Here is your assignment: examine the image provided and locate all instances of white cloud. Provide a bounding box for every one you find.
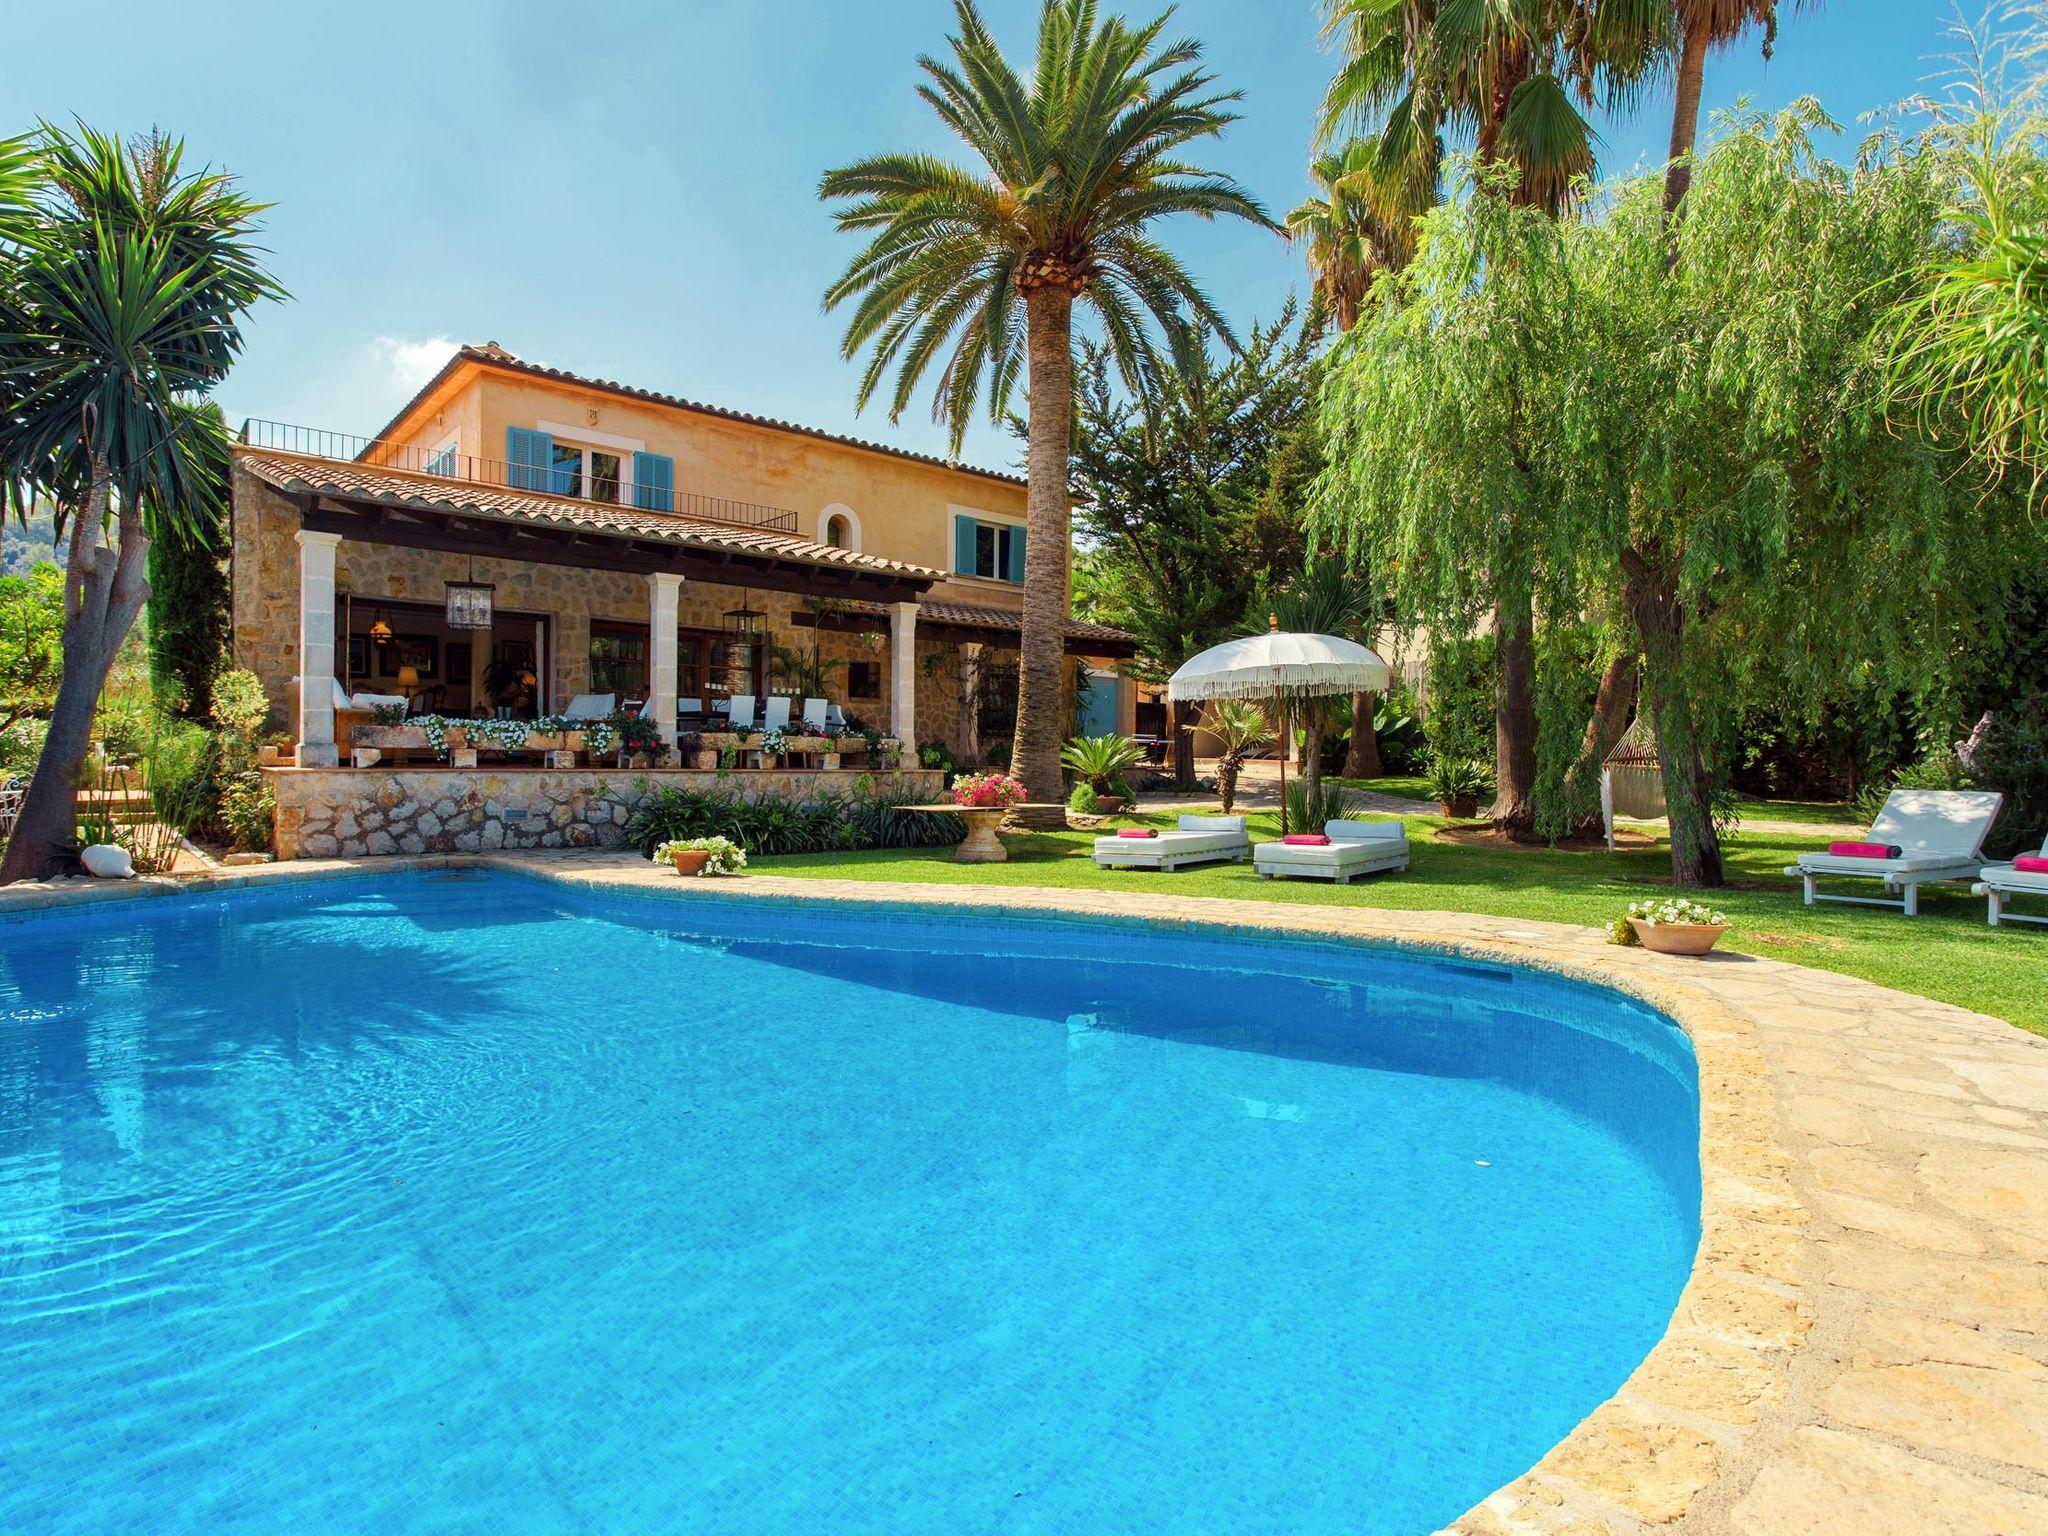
[370,334,462,394]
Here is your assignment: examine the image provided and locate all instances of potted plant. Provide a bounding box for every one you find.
[1425,755,1493,819]
[1059,733,1144,814]
[1614,896,1729,956]
[653,836,747,877]
[758,726,789,767]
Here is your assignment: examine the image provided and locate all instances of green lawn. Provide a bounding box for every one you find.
[1730,794,1857,828]
[749,809,2047,1035]
[1330,774,1434,801]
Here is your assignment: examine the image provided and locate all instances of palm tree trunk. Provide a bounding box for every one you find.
[1342,689,1382,777]
[1169,698,1196,792]
[1663,18,1711,218]
[2,465,153,883]
[1489,593,1539,831]
[1009,286,1076,828]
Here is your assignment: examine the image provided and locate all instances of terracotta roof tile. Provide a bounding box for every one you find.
[237,450,944,581]
[834,597,1135,649]
[370,343,1027,488]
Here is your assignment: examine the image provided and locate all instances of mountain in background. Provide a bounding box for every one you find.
[2,506,59,576]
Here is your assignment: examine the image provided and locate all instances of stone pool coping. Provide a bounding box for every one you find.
[6,851,2046,1534]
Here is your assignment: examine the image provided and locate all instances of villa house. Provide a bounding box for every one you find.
[229,343,1135,856]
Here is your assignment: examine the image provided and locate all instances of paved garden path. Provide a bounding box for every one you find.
[6,852,2045,1533]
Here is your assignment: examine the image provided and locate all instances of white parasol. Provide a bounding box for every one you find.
[1167,623,1391,835]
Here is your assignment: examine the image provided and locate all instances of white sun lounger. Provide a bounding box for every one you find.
[1785,789,2004,916]
[1093,814,1249,872]
[1254,818,1410,885]
[1973,836,2048,928]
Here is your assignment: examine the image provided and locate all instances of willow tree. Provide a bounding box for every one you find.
[819,0,1272,815]
[1320,106,2023,886]
[1315,0,1663,829]
[0,128,279,881]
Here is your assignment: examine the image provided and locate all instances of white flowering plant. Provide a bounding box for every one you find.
[1611,896,1728,944]
[652,836,747,876]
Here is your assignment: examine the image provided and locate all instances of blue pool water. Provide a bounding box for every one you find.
[0,873,1699,1535]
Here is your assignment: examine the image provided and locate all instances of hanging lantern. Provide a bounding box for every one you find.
[723,598,766,639]
[369,608,393,646]
[445,579,495,630]
[444,557,495,631]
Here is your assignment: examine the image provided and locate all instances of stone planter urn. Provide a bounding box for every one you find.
[451,749,479,769]
[822,752,842,771]
[1094,795,1127,815]
[670,848,712,876]
[1628,919,1727,956]
[694,749,719,770]
[1441,796,1479,819]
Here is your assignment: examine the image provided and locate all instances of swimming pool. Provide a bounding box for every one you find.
[0,872,1699,1534]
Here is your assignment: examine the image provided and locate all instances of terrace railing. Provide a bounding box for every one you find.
[238,418,800,534]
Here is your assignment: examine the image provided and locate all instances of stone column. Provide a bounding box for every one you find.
[294,529,343,767]
[889,601,919,750]
[646,571,682,748]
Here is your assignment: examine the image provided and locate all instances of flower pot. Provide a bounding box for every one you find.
[1442,796,1479,819]
[694,749,719,770]
[670,848,711,877]
[1094,795,1127,814]
[822,752,842,771]
[1628,919,1726,956]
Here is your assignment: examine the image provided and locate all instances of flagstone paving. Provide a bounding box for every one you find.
[5,850,2046,1534]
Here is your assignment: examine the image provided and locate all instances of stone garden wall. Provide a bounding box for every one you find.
[268,767,945,860]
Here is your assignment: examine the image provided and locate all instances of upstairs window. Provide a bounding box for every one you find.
[423,438,458,477]
[508,429,673,510]
[953,513,1024,584]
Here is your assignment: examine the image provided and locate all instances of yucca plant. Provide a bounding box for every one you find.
[1425,755,1495,817]
[820,0,1272,818]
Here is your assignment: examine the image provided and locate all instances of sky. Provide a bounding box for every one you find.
[9,0,1977,475]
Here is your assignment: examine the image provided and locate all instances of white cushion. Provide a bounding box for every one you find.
[1177,814,1248,835]
[1791,852,1984,877]
[1325,818,1406,843]
[349,690,408,711]
[761,697,792,731]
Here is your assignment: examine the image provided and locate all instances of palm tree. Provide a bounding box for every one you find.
[1663,3,1812,216]
[819,0,1274,818]
[1200,698,1272,813]
[1285,134,1430,332]
[0,127,280,882]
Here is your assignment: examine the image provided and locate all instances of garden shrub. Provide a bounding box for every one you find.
[1973,695,2048,857]
[218,772,275,853]
[624,776,964,857]
[917,739,959,774]
[1423,635,1494,764]
[0,718,48,776]
[1283,778,1357,832]
[1068,781,1100,814]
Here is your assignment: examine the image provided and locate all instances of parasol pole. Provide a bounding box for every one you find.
[1270,615,1287,837]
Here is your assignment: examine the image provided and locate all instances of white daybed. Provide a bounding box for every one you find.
[1253,818,1410,885]
[1093,814,1249,873]
[1784,788,2005,916]
[1973,836,2048,928]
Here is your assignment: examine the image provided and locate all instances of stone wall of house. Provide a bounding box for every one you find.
[268,767,946,860]
[230,461,986,754]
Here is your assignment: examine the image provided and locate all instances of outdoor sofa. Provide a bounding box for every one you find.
[1253,818,1410,885]
[1093,814,1249,872]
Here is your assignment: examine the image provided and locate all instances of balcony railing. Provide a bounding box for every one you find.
[238,418,801,534]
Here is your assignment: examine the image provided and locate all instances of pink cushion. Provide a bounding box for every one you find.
[1117,828,1158,839]
[1282,834,1332,846]
[1829,840,1902,859]
[2014,855,2048,874]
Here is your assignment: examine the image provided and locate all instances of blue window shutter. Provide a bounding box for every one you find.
[633,452,674,512]
[1004,524,1026,583]
[954,514,978,575]
[507,428,551,492]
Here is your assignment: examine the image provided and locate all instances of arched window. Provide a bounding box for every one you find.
[817,504,862,552]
